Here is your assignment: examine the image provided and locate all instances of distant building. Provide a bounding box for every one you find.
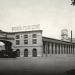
[0,29,75,57]
[61,29,69,41]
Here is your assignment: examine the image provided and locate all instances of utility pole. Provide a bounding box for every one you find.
[71,30,72,43]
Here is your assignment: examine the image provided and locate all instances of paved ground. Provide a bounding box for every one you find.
[0,55,75,75]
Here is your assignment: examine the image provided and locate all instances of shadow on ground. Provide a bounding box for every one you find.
[63,69,75,75]
[0,70,75,75]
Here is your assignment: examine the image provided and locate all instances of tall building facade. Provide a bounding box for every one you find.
[7,30,43,57]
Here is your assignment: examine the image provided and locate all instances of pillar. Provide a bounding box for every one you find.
[67,45,69,54]
[64,44,66,54]
[51,43,53,54]
[73,45,74,54]
[53,43,55,54]
[69,45,70,54]
[74,45,75,54]
[55,43,57,54]
[72,45,74,54]
[65,44,67,54]
[57,44,59,54]
[70,45,71,54]
[60,44,62,54]
[47,42,50,54]
[49,43,52,54]
[62,44,64,54]
[45,42,48,56]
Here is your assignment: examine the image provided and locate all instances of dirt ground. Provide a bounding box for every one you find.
[0,55,75,75]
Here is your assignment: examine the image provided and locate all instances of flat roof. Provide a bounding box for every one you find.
[42,36,75,45]
[4,30,42,34]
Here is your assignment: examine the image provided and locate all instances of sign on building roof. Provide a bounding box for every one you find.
[12,24,40,32]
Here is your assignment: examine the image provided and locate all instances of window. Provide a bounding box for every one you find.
[24,40,28,44]
[16,35,20,39]
[24,35,28,38]
[32,34,37,38]
[32,39,37,44]
[16,40,20,45]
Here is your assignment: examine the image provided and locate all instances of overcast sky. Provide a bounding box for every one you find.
[0,0,75,39]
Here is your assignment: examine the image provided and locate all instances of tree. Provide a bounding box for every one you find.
[71,0,75,5]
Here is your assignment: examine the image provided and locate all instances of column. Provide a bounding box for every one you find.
[55,43,57,54]
[49,43,52,54]
[53,43,55,54]
[43,42,45,55]
[46,42,48,56]
[67,45,69,54]
[57,44,59,54]
[65,44,67,54]
[70,45,71,54]
[60,44,62,54]
[61,44,63,54]
[45,42,47,56]
[72,45,74,54]
[64,44,66,54]
[62,44,64,54]
[73,45,74,54]
[58,44,60,54]
[48,42,50,54]
[51,43,53,54]
[69,45,70,54]
[74,45,75,54]
[71,45,72,54]
[71,45,73,54]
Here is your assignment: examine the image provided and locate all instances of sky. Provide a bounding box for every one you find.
[0,0,75,39]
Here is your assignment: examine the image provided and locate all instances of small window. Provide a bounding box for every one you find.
[32,34,37,38]
[32,39,37,44]
[24,40,28,44]
[16,35,20,39]
[24,35,28,38]
[16,40,20,45]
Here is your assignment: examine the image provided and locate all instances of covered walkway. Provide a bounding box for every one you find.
[43,37,75,56]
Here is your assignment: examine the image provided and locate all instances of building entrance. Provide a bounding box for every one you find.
[32,48,37,57]
[16,49,20,57]
[24,49,28,57]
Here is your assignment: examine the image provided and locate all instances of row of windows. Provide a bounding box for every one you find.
[16,48,37,57]
[16,39,37,45]
[16,34,37,39]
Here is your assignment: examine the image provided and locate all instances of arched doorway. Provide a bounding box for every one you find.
[0,40,12,51]
[24,49,28,57]
[16,49,20,57]
[32,48,37,57]
[0,42,5,50]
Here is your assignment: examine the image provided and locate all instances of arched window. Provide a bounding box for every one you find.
[32,48,37,57]
[16,49,20,57]
[24,49,28,57]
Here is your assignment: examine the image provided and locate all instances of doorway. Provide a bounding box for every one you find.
[24,49,28,57]
[16,49,20,57]
[32,48,37,57]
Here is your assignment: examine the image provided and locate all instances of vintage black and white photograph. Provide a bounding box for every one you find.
[0,0,75,75]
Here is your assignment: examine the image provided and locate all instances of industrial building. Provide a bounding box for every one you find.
[0,29,75,57]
